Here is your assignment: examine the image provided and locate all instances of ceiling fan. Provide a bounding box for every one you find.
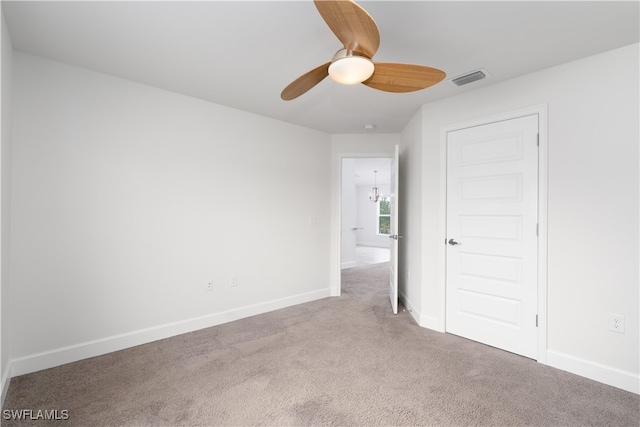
[281,0,446,101]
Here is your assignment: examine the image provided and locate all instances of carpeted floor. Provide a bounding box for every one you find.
[2,262,639,426]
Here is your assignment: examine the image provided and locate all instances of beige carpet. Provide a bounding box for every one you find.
[3,262,639,426]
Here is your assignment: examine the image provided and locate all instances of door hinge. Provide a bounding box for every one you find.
[536,315,538,327]
[537,133,540,146]
[536,223,539,236]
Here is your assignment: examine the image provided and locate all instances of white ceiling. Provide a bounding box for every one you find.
[353,157,391,186]
[3,1,639,134]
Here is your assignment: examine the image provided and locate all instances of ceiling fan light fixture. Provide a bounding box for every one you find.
[328,49,375,85]
[280,1,447,100]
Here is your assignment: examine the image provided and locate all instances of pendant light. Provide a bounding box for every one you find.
[369,170,381,202]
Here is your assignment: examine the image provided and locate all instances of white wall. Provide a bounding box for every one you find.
[414,43,639,392]
[9,53,332,375]
[0,10,14,404]
[355,184,391,247]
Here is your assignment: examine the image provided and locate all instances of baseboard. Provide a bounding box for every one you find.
[420,314,444,332]
[546,350,639,394]
[398,291,420,326]
[356,242,390,249]
[398,292,444,332]
[9,288,331,379]
[341,261,356,269]
[1,360,12,407]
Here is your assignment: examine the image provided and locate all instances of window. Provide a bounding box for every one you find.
[377,196,390,235]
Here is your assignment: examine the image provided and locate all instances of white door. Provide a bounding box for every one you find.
[389,145,400,314]
[446,115,539,359]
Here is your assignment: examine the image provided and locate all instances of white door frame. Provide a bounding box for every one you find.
[334,152,393,297]
[439,104,549,364]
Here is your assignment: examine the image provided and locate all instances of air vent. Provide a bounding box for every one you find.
[451,70,488,87]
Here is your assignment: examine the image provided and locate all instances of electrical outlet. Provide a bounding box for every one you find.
[608,314,625,333]
[206,281,213,292]
[230,274,238,287]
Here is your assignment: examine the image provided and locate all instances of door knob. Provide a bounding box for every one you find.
[448,238,461,246]
[389,234,403,240]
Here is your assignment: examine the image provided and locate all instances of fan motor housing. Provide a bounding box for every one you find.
[328,49,375,85]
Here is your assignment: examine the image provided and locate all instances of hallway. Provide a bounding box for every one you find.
[355,245,390,267]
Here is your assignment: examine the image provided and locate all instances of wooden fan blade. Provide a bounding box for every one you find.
[281,62,331,101]
[363,63,446,93]
[314,0,380,59]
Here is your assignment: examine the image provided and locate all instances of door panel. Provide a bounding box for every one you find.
[459,174,522,201]
[446,115,538,359]
[458,290,521,326]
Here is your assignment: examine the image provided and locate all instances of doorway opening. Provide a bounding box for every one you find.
[340,156,392,289]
